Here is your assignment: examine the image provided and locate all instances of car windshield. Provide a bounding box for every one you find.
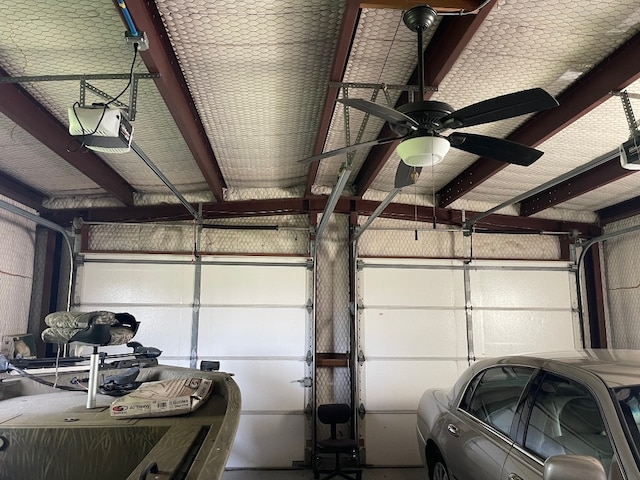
[614,386,640,461]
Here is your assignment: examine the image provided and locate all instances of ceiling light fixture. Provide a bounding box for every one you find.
[396,134,451,167]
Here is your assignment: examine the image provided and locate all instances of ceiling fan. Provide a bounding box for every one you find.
[300,4,559,188]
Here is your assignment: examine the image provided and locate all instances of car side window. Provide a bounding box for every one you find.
[524,373,613,471]
[460,366,534,436]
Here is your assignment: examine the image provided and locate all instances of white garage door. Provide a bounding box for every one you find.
[75,253,310,468]
[359,258,577,466]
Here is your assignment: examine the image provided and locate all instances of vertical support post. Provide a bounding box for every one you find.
[463,259,475,364]
[86,346,100,409]
[348,213,359,444]
[310,231,319,469]
[190,206,203,369]
[583,244,607,347]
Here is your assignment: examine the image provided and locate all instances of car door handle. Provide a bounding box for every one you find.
[447,424,459,437]
[508,474,523,480]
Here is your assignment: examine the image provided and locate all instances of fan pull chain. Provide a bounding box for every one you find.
[414,181,419,241]
[431,161,436,229]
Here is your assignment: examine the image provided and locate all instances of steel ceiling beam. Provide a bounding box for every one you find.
[305,0,361,195]
[439,29,640,207]
[597,195,640,225]
[45,196,600,238]
[353,1,497,196]
[0,66,135,206]
[0,172,47,211]
[361,0,485,12]
[518,156,634,216]
[120,0,226,202]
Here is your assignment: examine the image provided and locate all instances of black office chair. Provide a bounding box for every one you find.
[314,403,362,480]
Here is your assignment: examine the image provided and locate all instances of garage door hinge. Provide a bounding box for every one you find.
[306,258,314,270]
[357,350,366,365]
[296,377,313,388]
[306,299,313,313]
[358,403,366,419]
[306,350,313,365]
[356,259,364,271]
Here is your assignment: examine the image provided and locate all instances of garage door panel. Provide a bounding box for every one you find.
[473,309,577,357]
[227,414,306,468]
[78,262,195,305]
[364,413,421,466]
[198,307,306,357]
[76,255,310,470]
[361,266,464,307]
[363,309,467,358]
[470,266,572,309]
[363,360,464,411]
[200,263,307,305]
[214,359,306,412]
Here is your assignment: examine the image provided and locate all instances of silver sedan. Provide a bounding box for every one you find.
[416,350,640,480]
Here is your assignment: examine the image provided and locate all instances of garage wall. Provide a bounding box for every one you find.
[74,253,311,469]
[0,196,37,341]
[602,214,640,348]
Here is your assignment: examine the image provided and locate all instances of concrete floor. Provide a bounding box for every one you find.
[222,467,425,479]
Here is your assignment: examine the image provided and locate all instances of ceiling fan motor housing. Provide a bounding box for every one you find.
[392,100,454,136]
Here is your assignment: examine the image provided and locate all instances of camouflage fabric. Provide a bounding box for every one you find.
[44,311,117,329]
[41,311,138,346]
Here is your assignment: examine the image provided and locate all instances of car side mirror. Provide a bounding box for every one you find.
[544,455,606,480]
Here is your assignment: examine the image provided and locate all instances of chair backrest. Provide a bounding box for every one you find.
[318,403,352,439]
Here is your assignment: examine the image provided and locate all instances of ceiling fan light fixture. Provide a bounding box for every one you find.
[397,135,450,167]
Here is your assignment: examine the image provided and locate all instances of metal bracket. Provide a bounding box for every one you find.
[358,403,366,419]
[305,350,313,365]
[306,299,314,313]
[0,73,158,122]
[297,377,313,388]
[329,81,437,92]
[614,90,640,138]
[357,350,366,365]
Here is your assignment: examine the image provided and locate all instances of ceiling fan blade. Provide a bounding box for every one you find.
[448,132,544,166]
[338,98,419,130]
[394,161,422,188]
[441,88,559,129]
[298,136,403,164]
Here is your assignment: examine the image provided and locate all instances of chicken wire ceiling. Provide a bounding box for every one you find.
[1,0,640,232]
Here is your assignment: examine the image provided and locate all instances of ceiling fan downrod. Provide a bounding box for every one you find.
[402,5,438,100]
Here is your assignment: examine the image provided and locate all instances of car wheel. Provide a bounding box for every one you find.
[429,452,449,480]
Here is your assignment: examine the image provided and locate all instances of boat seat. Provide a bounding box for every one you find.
[41,311,139,347]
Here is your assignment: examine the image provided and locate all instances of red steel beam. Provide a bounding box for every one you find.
[0,172,47,211]
[519,157,634,216]
[121,0,226,201]
[45,195,600,239]
[305,0,361,195]
[0,67,135,206]
[354,1,497,195]
[597,194,640,225]
[439,29,640,207]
